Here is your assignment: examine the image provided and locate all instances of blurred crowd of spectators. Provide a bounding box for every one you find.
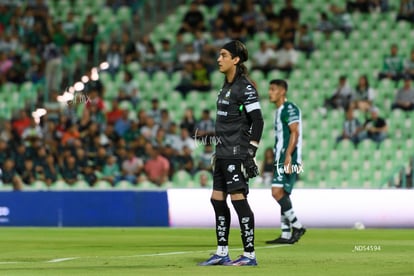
[1,0,412,191]
[0,87,217,190]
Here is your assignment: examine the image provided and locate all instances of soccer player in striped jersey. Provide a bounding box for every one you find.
[266,79,306,244]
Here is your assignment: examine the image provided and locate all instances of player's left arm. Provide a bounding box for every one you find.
[247,109,264,146]
[241,84,264,178]
[243,84,264,146]
[285,121,299,174]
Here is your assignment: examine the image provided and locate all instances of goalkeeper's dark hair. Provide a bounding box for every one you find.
[222,40,249,78]
[269,79,288,92]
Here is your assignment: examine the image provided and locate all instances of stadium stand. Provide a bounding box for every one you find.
[0,0,413,191]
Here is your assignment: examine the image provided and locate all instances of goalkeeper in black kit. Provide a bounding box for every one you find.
[198,40,264,267]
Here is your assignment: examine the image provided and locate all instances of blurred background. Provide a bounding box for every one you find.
[0,0,413,192]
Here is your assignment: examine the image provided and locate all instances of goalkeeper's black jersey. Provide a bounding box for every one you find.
[215,74,261,159]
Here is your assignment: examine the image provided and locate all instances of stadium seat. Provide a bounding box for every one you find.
[267,69,284,81]
[165,14,180,32]
[119,100,133,111]
[167,91,183,105]
[25,181,48,191]
[116,6,132,24]
[126,61,141,74]
[210,70,223,89]
[73,180,91,190]
[1,82,17,94]
[0,183,13,191]
[348,169,365,188]
[373,169,386,185]
[116,180,134,190]
[170,71,181,87]
[322,170,341,188]
[336,138,354,151]
[137,180,154,189]
[250,70,265,83]
[94,180,113,190]
[172,170,194,188]
[50,180,71,190]
[175,4,189,20]
[97,6,114,25]
[193,170,213,188]
[0,101,12,120]
[405,138,414,153]
[358,139,378,156]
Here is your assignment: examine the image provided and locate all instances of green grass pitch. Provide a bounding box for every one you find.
[0,228,413,276]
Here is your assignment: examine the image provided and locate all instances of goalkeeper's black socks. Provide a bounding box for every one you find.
[232,199,255,253]
[211,199,230,247]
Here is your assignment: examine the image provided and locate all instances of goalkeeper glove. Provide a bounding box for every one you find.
[242,143,259,179]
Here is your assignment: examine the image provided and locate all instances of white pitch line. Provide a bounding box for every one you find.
[114,244,291,258]
[47,257,79,263]
[0,244,291,265]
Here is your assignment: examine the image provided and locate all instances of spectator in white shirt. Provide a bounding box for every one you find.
[175,126,196,154]
[391,77,414,111]
[22,118,43,147]
[251,40,276,77]
[178,43,200,64]
[351,75,375,112]
[274,41,298,78]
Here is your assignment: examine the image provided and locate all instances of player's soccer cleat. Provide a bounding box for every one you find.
[289,227,306,244]
[224,255,257,266]
[198,254,231,266]
[265,236,292,244]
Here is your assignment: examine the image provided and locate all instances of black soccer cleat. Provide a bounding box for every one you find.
[266,236,292,244]
[289,227,306,244]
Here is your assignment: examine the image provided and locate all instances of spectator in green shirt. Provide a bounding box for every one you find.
[378,44,405,84]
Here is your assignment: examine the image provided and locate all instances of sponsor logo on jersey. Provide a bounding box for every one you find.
[245,90,257,101]
[225,90,231,98]
[227,164,235,173]
[217,110,228,116]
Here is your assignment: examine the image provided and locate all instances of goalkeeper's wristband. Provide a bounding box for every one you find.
[247,142,258,157]
[249,141,259,147]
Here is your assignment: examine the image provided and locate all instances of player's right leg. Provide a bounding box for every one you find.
[199,160,232,266]
[225,160,257,266]
[266,208,291,244]
[267,172,306,244]
[199,193,232,266]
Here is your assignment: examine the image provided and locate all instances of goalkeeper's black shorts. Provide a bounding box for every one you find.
[212,158,249,195]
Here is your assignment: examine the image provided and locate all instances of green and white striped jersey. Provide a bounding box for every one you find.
[274,101,302,165]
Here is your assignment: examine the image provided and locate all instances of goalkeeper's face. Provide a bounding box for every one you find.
[217,49,237,73]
